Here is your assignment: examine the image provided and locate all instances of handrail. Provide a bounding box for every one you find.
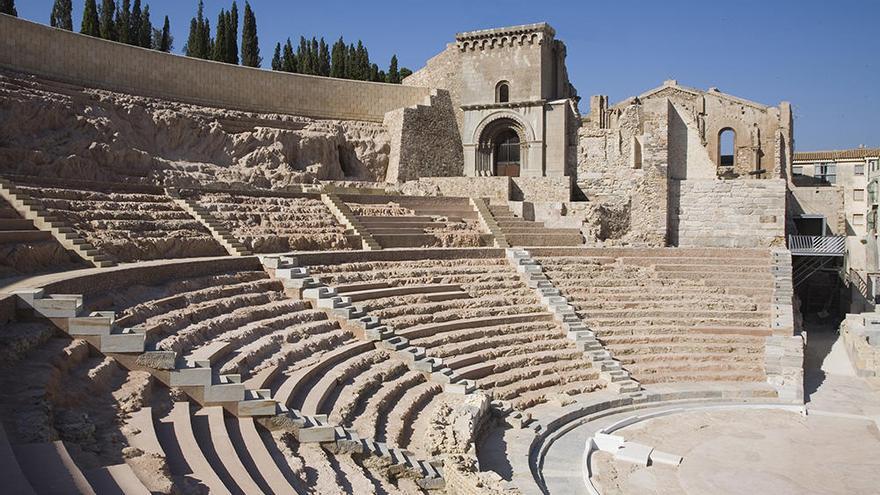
[849,268,870,300]
[787,235,845,256]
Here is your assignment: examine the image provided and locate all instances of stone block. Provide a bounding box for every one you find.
[649,450,682,466]
[614,442,654,466]
[68,315,113,336]
[203,382,245,403]
[593,432,624,452]
[100,333,145,353]
[297,424,337,443]
[136,350,176,370]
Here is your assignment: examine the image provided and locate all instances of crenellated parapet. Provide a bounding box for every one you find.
[455,22,555,51]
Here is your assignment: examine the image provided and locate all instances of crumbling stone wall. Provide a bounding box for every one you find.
[669,178,786,247]
[577,97,668,245]
[383,90,463,182]
[0,70,390,187]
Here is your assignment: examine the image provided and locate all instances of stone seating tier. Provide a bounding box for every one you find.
[15,185,225,262]
[533,250,773,385]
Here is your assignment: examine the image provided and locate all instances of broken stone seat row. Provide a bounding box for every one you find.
[262,255,538,429]
[9,289,445,490]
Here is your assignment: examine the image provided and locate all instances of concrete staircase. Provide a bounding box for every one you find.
[505,248,640,393]
[490,203,584,247]
[171,196,252,256]
[0,178,115,267]
[321,193,381,250]
[470,197,509,248]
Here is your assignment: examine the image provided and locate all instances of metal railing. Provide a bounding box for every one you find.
[849,268,870,300]
[788,235,846,256]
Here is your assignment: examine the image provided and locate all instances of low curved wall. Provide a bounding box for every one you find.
[0,15,432,122]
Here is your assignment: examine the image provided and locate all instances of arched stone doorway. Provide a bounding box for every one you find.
[476,117,526,177]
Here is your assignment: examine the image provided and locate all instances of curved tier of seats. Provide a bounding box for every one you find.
[14,183,225,261]
[304,254,605,411]
[532,248,773,385]
[191,191,358,253]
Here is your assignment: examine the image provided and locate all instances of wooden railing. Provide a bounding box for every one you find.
[788,235,846,256]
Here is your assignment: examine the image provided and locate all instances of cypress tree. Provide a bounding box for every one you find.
[241,1,260,67]
[185,18,200,56]
[345,43,356,79]
[318,38,331,76]
[130,0,141,45]
[213,9,228,62]
[271,42,282,71]
[330,37,346,79]
[228,1,239,64]
[157,15,172,51]
[296,37,311,74]
[186,0,213,59]
[399,67,413,80]
[310,38,320,75]
[81,0,99,36]
[282,38,296,72]
[387,55,400,83]
[50,0,73,30]
[201,18,212,59]
[356,41,370,81]
[0,0,16,16]
[369,63,380,82]
[138,4,152,48]
[116,0,130,44]
[99,0,116,40]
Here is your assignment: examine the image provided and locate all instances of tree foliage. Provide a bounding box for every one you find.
[0,0,16,17]
[241,1,260,67]
[50,0,73,30]
[269,33,409,83]
[80,0,100,36]
[99,0,116,41]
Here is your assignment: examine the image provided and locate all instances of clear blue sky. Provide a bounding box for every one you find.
[14,0,879,151]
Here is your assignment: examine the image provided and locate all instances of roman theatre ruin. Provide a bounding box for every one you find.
[1,14,878,495]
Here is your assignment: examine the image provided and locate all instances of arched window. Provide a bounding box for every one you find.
[496,81,510,103]
[719,128,735,167]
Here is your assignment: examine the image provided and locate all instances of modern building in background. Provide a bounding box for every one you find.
[791,147,880,311]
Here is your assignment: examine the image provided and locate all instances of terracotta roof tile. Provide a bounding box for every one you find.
[794,148,880,161]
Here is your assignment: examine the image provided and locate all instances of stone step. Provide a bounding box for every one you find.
[0,230,52,243]
[13,441,97,495]
[84,463,150,495]
[0,218,33,230]
[505,233,584,247]
[398,313,554,340]
[342,283,462,302]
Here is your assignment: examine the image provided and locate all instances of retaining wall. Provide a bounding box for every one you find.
[0,14,431,122]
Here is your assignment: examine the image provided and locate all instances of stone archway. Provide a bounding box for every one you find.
[475,116,529,176]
